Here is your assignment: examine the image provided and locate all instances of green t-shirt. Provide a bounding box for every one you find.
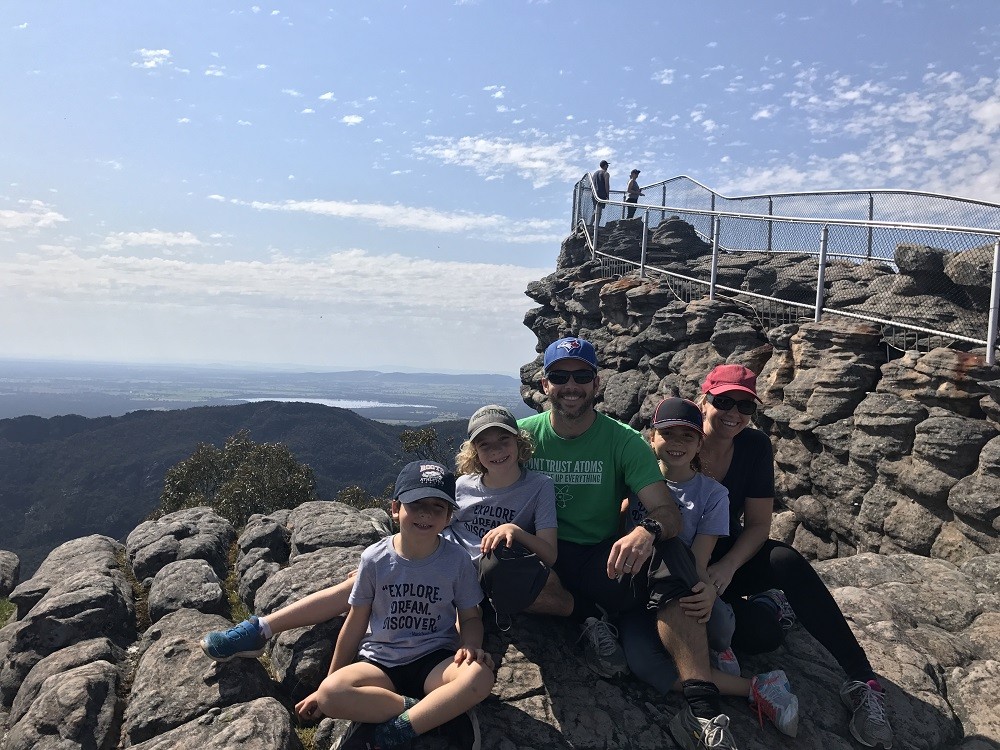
[518,410,664,545]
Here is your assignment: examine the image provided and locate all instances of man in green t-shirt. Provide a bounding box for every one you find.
[519,337,738,750]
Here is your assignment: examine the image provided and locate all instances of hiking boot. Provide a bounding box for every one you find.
[577,610,629,678]
[841,679,893,749]
[749,670,799,737]
[749,588,796,631]
[711,647,741,676]
[668,704,739,749]
[334,721,401,750]
[200,615,267,662]
[437,709,481,750]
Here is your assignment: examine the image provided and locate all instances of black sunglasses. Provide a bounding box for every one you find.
[545,369,596,385]
[706,393,758,415]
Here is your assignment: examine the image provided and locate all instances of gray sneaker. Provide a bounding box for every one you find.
[749,589,796,631]
[840,679,893,749]
[577,611,629,678]
[668,704,739,749]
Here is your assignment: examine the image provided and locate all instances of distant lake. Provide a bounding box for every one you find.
[237,397,435,410]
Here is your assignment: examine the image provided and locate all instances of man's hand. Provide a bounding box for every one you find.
[679,581,716,624]
[607,526,654,578]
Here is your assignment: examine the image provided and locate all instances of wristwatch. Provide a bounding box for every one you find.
[639,517,662,542]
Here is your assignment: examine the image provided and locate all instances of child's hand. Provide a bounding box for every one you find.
[480,524,520,555]
[679,581,716,623]
[455,647,495,669]
[295,693,323,721]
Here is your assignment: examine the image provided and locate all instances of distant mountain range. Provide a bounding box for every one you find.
[0,359,533,422]
[0,401,468,578]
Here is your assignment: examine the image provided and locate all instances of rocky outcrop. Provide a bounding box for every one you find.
[2,505,998,749]
[524,222,1000,565]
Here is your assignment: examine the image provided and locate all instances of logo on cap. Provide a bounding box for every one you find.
[418,463,445,484]
[557,339,583,355]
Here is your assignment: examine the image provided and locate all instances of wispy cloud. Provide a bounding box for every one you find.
[232,196,562,242]
[414,133,584,188]
[652,69,675,85]
[102,230,202,253]
[132,49,171,69]
[341,115,364,125]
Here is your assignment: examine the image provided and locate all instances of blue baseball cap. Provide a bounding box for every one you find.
[543,337,599,372]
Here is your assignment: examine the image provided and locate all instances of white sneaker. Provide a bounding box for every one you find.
[749,669,799,737]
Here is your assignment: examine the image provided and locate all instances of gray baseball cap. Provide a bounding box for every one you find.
[467,404,518,441]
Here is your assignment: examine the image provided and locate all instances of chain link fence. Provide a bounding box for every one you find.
[575,174,1000,361]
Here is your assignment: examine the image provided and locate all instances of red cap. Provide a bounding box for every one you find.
[701,364,761,402]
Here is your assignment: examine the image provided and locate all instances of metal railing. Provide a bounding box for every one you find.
[571,173,1000,364]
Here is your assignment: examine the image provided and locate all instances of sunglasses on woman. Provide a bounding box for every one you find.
[545,369,596,385]
[706,393,758,415]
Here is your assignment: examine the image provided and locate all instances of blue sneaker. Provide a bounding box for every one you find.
[200,615,267,662]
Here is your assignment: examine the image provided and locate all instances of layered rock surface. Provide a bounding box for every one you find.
[1,504,998,749]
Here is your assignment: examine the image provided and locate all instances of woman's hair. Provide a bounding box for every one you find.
[646,426,703,474]
[455,429,535,476]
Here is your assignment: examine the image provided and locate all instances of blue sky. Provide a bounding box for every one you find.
[2,1,998,374]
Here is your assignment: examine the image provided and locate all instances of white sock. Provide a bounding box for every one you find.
[258,616,273,639]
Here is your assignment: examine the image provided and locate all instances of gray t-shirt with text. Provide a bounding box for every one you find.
[442,469,558,560]
[349,535,483,667]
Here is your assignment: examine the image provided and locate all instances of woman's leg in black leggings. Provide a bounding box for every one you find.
[726,539,875,681]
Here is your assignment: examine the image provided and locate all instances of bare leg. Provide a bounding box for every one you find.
[407,658,494,734]
[299,662,403,723]
[656,600,713,682]
[265,577,354,634]
[524,570,574,617]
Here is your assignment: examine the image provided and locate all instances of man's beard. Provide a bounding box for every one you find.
[550,388,594,421]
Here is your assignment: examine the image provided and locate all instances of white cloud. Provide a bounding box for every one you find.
[282,88,302,97]
[414,133,585,188]
[0,201,67,231]
[0,247,545,371]
[237,197,562,242]
[751,107,775,120]
[319,91,335,100]
[132,49,171,69]
[341,115,364,125]
[301,108,314,114]
[102,230,202,253]
[204,65,225,77]
[177,117,191,124]
[652,69,674,85]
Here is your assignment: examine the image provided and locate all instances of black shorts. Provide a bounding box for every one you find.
[361,648,454,698]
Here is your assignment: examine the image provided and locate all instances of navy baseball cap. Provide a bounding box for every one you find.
[543,337,599,372]
[393,460,457,508]
[651,398,704,435]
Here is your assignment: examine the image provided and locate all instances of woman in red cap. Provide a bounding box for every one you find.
[697,364,893,750]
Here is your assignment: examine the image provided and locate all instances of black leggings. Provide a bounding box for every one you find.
[712,538,874,682]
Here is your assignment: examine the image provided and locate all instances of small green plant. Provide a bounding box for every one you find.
[0,597,14,627]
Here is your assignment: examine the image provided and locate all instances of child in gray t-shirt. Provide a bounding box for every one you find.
[295,460,494,750]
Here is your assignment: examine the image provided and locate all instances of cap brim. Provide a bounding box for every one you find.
[396,488,458,508]
[545,356,598,371]
[706,384,762,402]
[469,423,518,441]
[650,418,704,435]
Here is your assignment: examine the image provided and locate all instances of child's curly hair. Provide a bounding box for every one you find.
[455,429,535,476]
